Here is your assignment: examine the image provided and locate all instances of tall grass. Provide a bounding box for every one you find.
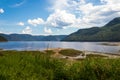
[0,50,120,80]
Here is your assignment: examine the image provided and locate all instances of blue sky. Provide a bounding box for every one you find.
[0,0,120,35]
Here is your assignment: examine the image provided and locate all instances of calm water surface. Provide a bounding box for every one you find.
[0,41,120,53]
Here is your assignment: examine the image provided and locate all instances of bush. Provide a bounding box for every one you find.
[59,49,84,57]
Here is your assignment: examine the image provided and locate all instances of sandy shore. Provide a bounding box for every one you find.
[100,42,120,46]
[84,51,120,59]
[46,48,120,60]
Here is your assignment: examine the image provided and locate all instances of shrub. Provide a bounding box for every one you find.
[59,49,84,57]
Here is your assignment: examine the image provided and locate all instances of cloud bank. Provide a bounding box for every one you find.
[19,0,120,35]
[46,9,76,28]
[47,0,120,28]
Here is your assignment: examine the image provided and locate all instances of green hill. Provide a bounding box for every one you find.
[62,17,120,41]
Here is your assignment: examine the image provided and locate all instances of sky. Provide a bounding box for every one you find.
[0,0,120,35]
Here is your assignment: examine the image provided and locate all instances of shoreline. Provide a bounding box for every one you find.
[100,42,120,46]
[1,48,120,59]
[45,48,120,59]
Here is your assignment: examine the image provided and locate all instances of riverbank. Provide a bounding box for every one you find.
[46,48,120,60]
[100,42,120,46]
[1,48,120,59]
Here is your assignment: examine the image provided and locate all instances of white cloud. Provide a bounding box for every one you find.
[22,26,32,34]
[46,9,76,28]
[101,0,119,4]
[49,0,69,11]
[77,0,120,27]
[47,0,120,28]
[28,18,44,26]
[44,27,52,34]
[0,8,4,14]
[17,0,120,33]
[17,22,24,26]
[11,0,26,7]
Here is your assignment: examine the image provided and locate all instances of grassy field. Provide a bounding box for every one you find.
[0,50,120,80]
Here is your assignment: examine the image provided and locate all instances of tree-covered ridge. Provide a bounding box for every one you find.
[0,35,7,42]
[62,17,120,41]
[0,34,66,41]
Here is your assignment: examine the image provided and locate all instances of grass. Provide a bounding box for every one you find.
[86,54,107,58]
[59,49,84,57]
[0,50,120,80]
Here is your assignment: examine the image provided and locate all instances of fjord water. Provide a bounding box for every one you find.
[0,41,120,53]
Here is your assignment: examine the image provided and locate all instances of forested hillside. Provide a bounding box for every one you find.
[0,36,7,42]
[62,17,120,41]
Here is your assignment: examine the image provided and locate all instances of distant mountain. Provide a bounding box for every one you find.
[0,34,67,41]
[0,35,7,42]
[41,35,67,41]
[62,17,120,42]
